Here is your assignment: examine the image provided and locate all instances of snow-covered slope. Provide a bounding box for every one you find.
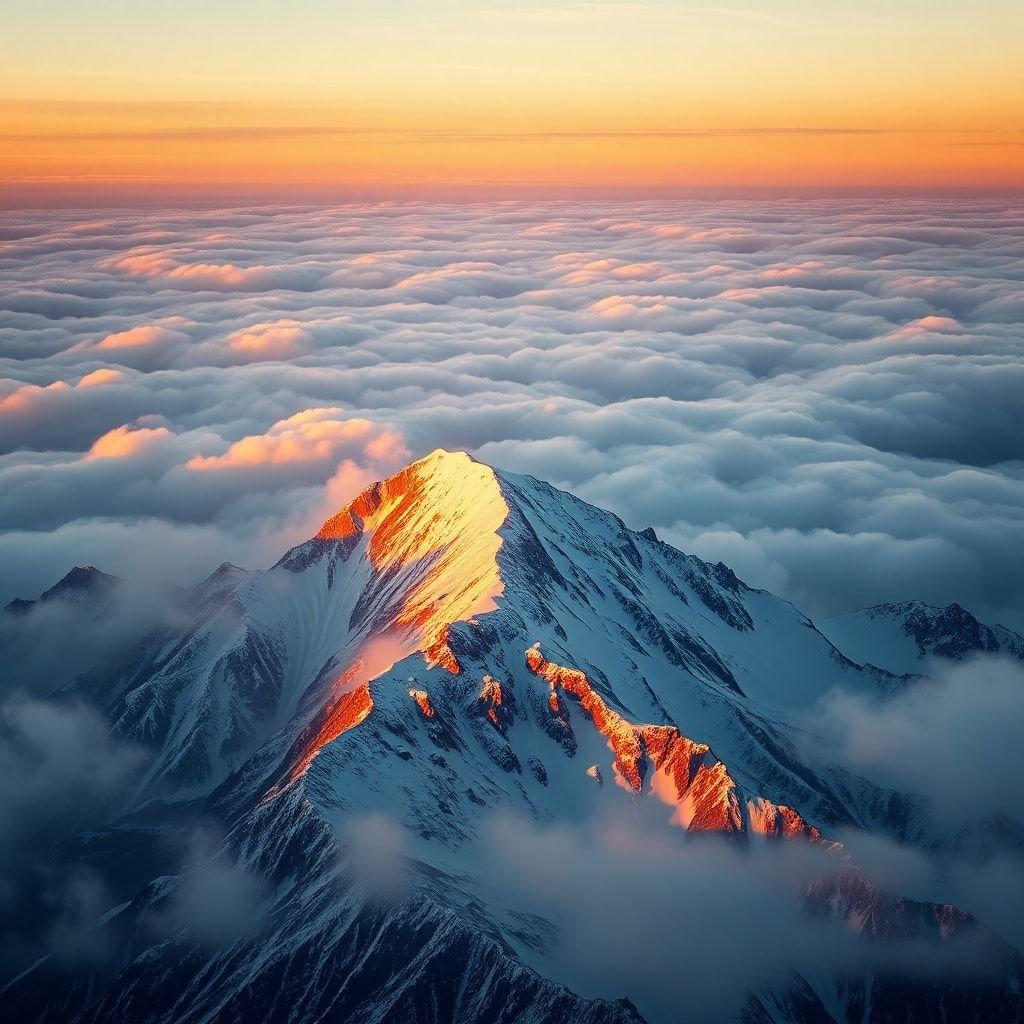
[819,600,1024,676]
[3,450,1021,1024]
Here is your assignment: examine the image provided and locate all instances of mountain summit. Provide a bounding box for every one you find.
[3,450,1021,1024]
[4,563,120,614]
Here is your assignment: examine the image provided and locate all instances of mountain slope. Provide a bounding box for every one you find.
[2,450,1021,1024]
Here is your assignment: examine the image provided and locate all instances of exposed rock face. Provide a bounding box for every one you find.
[525,643,830,843]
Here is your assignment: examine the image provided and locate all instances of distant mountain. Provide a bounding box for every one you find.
[0,565,151,692]
[3,564,120,615]
[1,451,1020,1024]
[820,600,1024,675]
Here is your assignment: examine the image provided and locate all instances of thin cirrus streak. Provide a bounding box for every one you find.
[0,126,998,142]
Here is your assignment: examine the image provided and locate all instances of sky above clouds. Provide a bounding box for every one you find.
[1,198,1023,631]
[1,1,1022,197]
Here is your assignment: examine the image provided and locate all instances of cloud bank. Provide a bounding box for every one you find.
[813,656,1024,825]
[482,811,995,1024]
[0,199,1022,628]
[0,694,147,978]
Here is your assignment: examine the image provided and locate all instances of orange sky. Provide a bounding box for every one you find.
[2,1,1022,201]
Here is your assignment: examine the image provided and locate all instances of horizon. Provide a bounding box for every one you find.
[6,184,1024,211]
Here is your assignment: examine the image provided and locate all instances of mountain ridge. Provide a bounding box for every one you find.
[2,449,1022,1024]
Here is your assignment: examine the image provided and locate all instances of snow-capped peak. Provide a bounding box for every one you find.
[6,450,1023,1024]
[309,447,507,659]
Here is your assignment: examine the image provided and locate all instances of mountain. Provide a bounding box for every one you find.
[820,601,1024,676]
[3,564,120,615]
[1,450,1021,1024]
[0,564,164,692]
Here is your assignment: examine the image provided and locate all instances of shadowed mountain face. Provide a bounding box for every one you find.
[1,451,1021,1024]
[820,601,1024,676]
[4,565,120,615]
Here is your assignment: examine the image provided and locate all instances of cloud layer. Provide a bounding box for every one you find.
[482,811,995,1024]
[1,199,1022,628]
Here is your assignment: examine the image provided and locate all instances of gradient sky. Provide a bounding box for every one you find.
[1,0,1023,198]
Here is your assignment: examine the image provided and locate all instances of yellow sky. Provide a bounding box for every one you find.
[2,1,1022,198]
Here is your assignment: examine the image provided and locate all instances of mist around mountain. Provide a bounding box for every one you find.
[1,450,1022,1024]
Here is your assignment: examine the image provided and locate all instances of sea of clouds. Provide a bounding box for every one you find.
[1,198,1022,629]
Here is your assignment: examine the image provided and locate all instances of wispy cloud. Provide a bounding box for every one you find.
[2,124,998,145]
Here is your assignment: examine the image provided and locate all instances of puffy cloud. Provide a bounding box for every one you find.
[96,323,181,351]
[102,248,324,292]
[84,318,195,370]
[225,319,311,360]
[86,423,174,460]
[0,366,148,453]
[0,199,1021,632]
[184,408,409,489]
[0,409,408,549]
[77,368,127,387]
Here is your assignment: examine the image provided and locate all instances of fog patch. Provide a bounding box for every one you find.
[337,812,411,905]
[0,578,190,693]
[0,695,146,981]
[809,656,1024,826]
[0,696,146,876]
[162,829,270,948]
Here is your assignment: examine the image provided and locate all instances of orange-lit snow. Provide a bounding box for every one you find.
[276,450,508,788]
[318,450,507,656]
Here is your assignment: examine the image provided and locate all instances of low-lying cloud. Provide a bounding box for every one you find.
[0,696,146,871]
[0,199,1022,631]
[162,829,270,948]
[811,656,1024,826]
[481,812,997,1024]
[0,694,147,980]
[0,578,189,692]
[804,656,1024,958]
[337,812,411,905]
